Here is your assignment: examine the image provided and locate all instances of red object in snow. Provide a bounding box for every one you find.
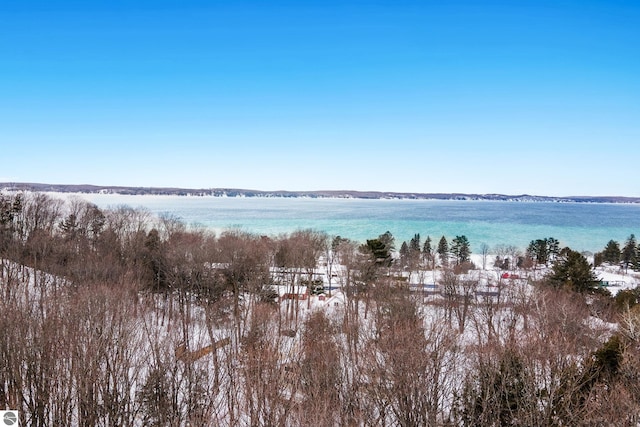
[501,273,510,279]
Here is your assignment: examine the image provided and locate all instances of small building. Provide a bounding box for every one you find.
[281,291,308,301]
[475,290,500,301]
[276,285,309,302]
[409,283,440,296]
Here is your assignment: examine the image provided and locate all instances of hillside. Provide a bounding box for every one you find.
[2,191,640,425]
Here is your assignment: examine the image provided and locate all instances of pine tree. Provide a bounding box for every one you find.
[622,234,637,272]
[409,233,421,253]
[601,240,621,265]
[437,236,449,266]
[526,237,560,265]
[527,239,549,265]
[399,241,410,266]
[365,236,393,267]
[547,237,560,261]
[549,248,599,293]
[408,233,421,266]
[451,235,471,265]
[423,236,433,268]
[378,231,395,255]
[59,213,82,243]
[359,235,394,284]
[633,242,640,272]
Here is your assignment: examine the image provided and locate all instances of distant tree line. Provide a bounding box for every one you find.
[594,234,640,272]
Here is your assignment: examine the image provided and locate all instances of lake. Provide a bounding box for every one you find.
[76,194,640,253]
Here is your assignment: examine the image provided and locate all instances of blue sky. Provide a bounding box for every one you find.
[1,0,639,196]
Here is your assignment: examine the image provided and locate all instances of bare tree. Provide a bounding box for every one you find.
[439,269,459,327]
[480,242,490,270]
[297,311,341,426]
[217,230,271,341]
[241,304,300,426]
[363,291,457,426]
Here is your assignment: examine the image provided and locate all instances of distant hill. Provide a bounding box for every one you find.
[1,182,639,203]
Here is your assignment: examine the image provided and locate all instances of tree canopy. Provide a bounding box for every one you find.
[437,236,449,266]
[548,248,600,293]
[451,235,471,265]
[622,234,638,272]
[526,237,560,265]
[602,240,621,265]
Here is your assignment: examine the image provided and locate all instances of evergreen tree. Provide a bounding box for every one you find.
[359,234,394,283]
[622,234,638,272]
[548,248,600,293]
[423,236,433,268]
[59,213,79,240]
[399,241,410,266]
[601,240,621,265]
[527,239,549,265]
[331,235,347,252]
[407,233,421,266]
[409,233,421,253]
[460,350,531,427]
[422,236,431,255]
[365,235,393,268]
[547,237,560,261]
[437,236,449,266]
[0,194,24,245]
[633,242,640,271]
[526,237,560,265]
[451,235,471,265]
[378,230,396,253]
[144,228,167,291]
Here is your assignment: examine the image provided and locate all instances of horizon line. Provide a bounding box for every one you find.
[2,182,640,203]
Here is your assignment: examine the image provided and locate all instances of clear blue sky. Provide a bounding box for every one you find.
[1,0,639,196]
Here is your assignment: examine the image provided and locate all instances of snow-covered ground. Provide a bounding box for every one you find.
[3,251,640,426]
[594,265,640,295]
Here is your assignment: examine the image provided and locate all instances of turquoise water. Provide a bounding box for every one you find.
[79,194,640,253]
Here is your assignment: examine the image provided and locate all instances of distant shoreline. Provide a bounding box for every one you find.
[2,182,639,204]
